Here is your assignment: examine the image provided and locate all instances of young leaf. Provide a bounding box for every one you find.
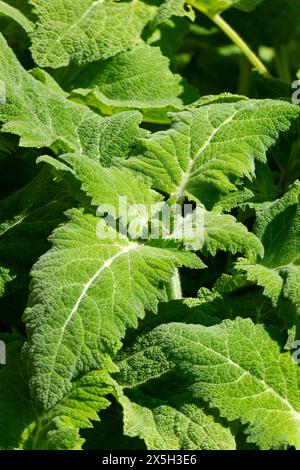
[30,0,155,68]
[49,152,163,217]
[45,153,263,258]
[188,0,264,16]
[236,182,300,324]
[0,0,33,33]
[171,206,263,256]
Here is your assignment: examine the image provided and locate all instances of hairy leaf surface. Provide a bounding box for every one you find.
[30,0,155,68]
[118,317,300,449]
[0,339,113,450]
[69,45,198,120]
[236,182,300,327]
[24,208,201,408]
[126,100,299,208]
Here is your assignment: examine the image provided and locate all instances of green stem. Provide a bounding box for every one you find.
[31,418,42,450]
[190,2,271,77]
[167,268,182,300]
[237,56,251,95]
[275,45,291,83]
[211,14,270,77]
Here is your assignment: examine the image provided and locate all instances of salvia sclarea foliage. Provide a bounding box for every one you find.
[0,0,300,451]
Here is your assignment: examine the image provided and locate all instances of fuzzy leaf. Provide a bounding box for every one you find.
[0,33,144,157]
[126,100,299,208]
[153,0,195,28]
[236,182,300,324]
[0,169,72,325]
[171,206,263,256]
[69,45,198,121]
[53,152,163,218]
[24,207,201,409]
[118,387,236,450]
[30,0,155,68]
[119,318,300,449]
[0,339,113,450]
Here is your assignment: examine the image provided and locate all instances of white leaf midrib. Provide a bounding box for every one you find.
[171,329,300,423]
[44,241,140,403]
[174,110,240,203]
[51,0,105,49]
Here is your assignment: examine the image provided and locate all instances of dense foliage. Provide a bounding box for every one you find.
[0,0,300,450]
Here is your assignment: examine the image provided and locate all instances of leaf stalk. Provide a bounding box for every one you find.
[166,268,183,300]
[189,2,271,78]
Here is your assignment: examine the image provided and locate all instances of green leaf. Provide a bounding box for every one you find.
[24,206,201,409]
[0,0,33,33]
[241,161,279,209]
[153,0,195,28]
[236,259,284,305]
[114,306,234,450]
[0,33,144,157]
[0,32,96,151]
[122,318,300,449]
[254,182,300,269]
[0,339,113,450]
[186,209,263,256]
[126,99,299,208]
[45,153,262,258]
[51,152,163,219]
[69,45,199,121]
[30,0,156,68]
[0,169,72,325]
[76,111,146,164]
[0,0,300,453]
[171,206,263,256]
[195,274,281,326]
[236,182,300,324]
[118,386,236,450]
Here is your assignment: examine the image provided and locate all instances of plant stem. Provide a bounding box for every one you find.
[275,45,291,83]
[210,14,271,77]
[167,268,182,300]
[237,56,251,95]
[166,3,271,301]
[190,2,271,77]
